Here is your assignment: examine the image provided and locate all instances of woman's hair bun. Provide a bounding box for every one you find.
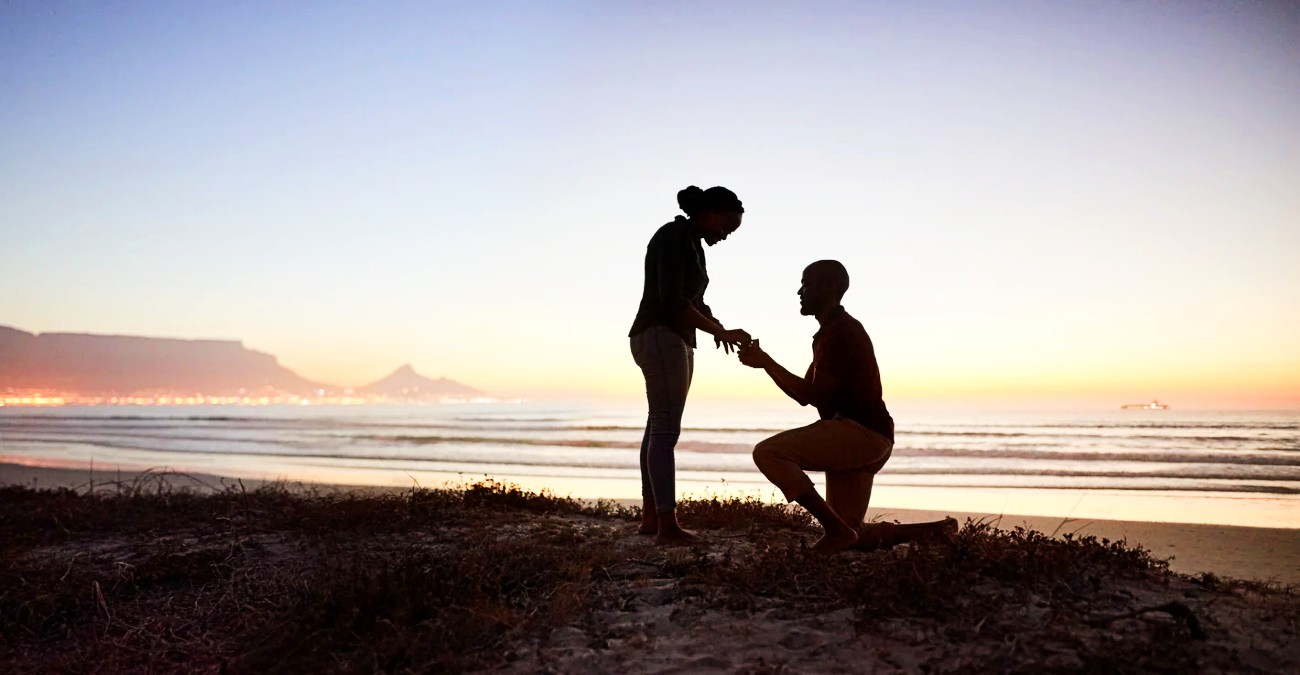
[677,186,706,217]
[677,185,743,217]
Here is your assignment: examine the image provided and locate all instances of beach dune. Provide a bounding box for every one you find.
[1,471,1296,672]
[2,461,1297,586]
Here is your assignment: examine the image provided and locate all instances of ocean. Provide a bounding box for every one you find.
[2,401,1297,528]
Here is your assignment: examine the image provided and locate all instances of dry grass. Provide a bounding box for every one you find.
[1,478,1294,673]
[0,478,632,673]
[665,518,1170,616]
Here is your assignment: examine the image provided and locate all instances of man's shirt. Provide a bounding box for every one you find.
[628,216,713,348]
[804,306,894,441]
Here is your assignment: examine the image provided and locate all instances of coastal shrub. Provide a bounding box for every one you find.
[0,478,548,548]
[460,477,635,519]
[2,479,1289,674]
[0,531,245,658]
[674,494,814,532]
[663,517,1170,621]
[1,480,626,672]
[0,483,234,546]
[234,526,619,672]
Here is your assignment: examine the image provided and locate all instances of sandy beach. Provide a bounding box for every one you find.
[3,461,1297,586]
[871,507,1300,588]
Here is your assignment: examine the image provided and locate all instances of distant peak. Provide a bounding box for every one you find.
[357,363,481,397]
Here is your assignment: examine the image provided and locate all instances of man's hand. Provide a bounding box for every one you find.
[714,328,751,354]
[737,340,774,369]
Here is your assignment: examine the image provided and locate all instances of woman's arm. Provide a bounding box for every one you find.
[650,229,748,350]
[679,306,749,352]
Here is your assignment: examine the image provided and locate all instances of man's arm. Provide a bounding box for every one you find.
[738,341,841,407]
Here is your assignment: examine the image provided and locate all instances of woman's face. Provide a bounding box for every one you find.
[700,211,742,246]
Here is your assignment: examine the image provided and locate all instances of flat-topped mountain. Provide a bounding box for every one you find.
[359,364,483,398]
[0,326,481,398]
[0,325,328,395]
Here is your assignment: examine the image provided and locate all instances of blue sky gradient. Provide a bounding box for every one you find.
[2,2,1297,406]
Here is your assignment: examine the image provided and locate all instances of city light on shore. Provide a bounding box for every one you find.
[0,390,504,407]
[0,395,66,407]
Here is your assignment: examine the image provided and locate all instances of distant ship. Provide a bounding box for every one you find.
[1121,400,1170,410]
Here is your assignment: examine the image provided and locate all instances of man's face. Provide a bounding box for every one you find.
[800,262,847,316]
[798,268,822,316]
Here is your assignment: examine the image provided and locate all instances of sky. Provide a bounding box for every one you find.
[2,1,1298,409]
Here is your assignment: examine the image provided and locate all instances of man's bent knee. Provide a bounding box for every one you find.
[751,436,786,468]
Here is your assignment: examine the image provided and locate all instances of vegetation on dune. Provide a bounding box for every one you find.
[0,478,631,672]
[0,478,1293,673]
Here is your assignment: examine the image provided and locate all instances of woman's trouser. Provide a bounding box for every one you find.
[630,326,693,514]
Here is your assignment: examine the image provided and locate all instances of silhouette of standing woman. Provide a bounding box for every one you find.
[629,186,750,544]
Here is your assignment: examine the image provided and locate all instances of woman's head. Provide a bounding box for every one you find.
[677,185,744,246]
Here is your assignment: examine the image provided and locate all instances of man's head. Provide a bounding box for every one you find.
[798,260,850,316]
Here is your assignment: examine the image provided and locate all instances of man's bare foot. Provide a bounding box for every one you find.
[855,518,958,551]
[853,522,898,552]
[812,525,858,555]
[906,517,959,545]
[930,517,959,541]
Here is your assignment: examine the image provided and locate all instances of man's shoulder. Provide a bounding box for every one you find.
[825,310,868,338]
[841,312,870,337]
[820,311,874,355]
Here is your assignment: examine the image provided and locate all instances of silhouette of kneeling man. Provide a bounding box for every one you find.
[738,260,956,554]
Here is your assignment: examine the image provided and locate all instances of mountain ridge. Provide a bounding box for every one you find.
[359,364,484,398]
[0,325,480,397]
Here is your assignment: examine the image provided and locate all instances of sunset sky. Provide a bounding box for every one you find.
[2,2,1297,408]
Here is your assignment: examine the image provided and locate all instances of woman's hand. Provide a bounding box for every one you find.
[714,328,752,354]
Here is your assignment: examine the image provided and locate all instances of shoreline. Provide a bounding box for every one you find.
[3,461,1297,586]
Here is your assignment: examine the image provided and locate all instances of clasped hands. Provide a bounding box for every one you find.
[713,328,750,354]
[714,329,774,369]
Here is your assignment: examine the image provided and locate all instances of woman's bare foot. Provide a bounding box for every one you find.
[812,524,859,555]
[655,527,702,546]
[654,510,700,546]
[637,498,659,535]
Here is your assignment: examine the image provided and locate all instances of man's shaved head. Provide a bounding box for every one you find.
[798,260,850,316]
[805,260,850,298]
